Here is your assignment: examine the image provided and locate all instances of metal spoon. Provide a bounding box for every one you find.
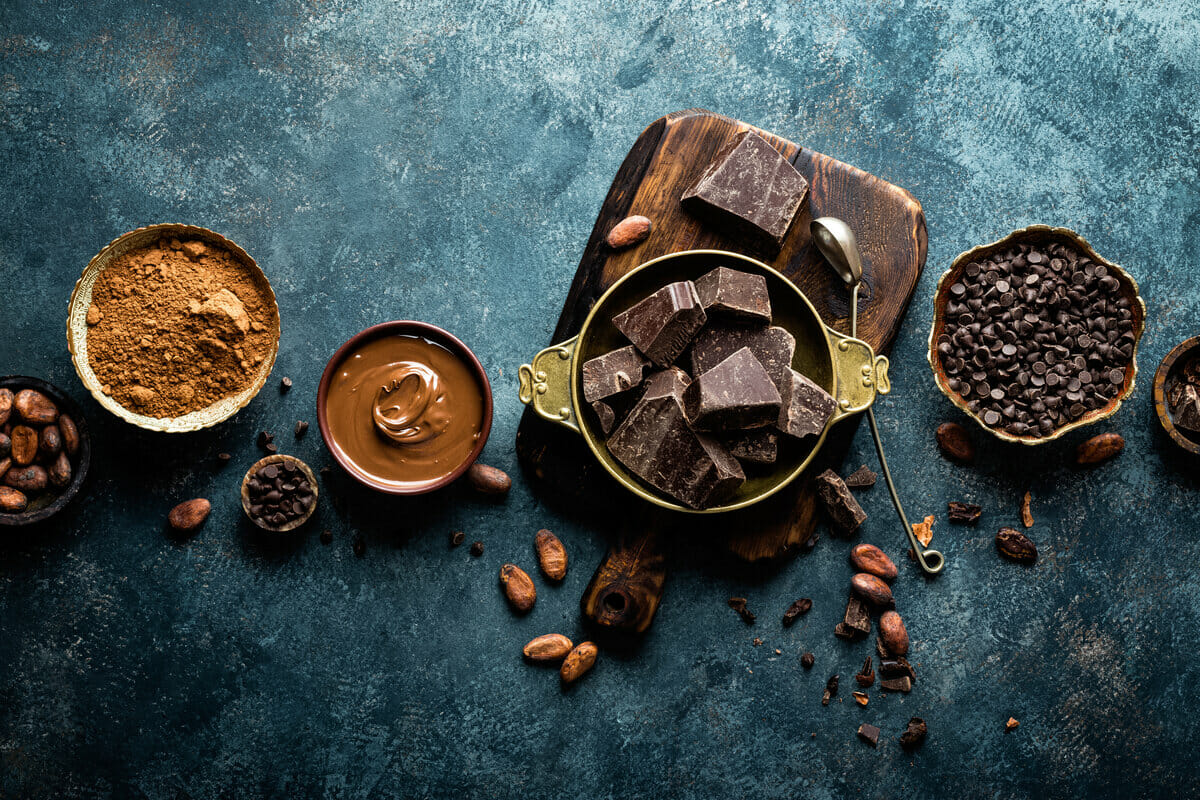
[811,217,946,576]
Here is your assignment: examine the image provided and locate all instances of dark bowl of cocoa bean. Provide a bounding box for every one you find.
[1153,336,1200,456]
[0,376,91,526]
[928,225,1145,444]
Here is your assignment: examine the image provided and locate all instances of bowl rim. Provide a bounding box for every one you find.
[0,376,91,526]
[316,320,494,495]
[1152,335,1200,455]
[66,223,280,433]
[240,454,320,532]
[927,224,1146,445]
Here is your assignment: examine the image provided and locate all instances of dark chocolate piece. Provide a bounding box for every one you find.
[843,594,871,637]
[607,380,744,509]
[900,717,928,750]
[782,597,812,626]
[612,281,706,366]
[693,266,771,324]
[778,368,836,439]
[581,345,650,403]
[681,130,809,253]
[947,501,982,524]
[833,622,859,640]
[815,468,868,535]
[843,465,877,488]
[727,597,755,625]
[641,366,691,400]
[857,723,881,747]
[880,656,917,683]
[801,652,815,669]
[684,348,781,431]
[691,323,795,396]
[591,401,616,435]
[880,676,912,693]
[723,428,778,464]
[855,656,875,688]
[822,674,839,706]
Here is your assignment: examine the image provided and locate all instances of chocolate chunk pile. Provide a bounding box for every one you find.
[246,460,315,528]
[586,267,835,509]
[937,238,1136,437]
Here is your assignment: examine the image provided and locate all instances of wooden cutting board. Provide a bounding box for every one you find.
[515,109,926,635]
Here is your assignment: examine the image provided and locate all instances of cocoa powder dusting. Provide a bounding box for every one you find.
[86,237,278,418]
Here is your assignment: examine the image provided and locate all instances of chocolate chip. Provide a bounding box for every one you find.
[469,540,484,557]
[295,420,309,438]
[801,652,814,669]
[450,531,465,547]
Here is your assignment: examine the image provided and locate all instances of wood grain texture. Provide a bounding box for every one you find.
[579,525,668,636]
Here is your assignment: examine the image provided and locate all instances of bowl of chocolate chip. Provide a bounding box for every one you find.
[929,225,1145,443]
[1153,336,1200,455]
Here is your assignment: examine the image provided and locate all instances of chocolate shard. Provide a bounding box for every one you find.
[683,348,781,431]
[723,427,778,464]
[880,676,912,693]
[880,656,917,683]
[778,368,837,440]
[693,266,771,324]
[843,594,871,636]
[947,501,982,524]
[900,717,928,750]
[641,366,691,399]
[581,345,650,403]
[612,281,706,366]
[591,400,616,435]
[815,469,868,535]
[857,723,881,747]
[833,622,860,640]
[681,130,809,254]
[843,465,877,488]
[782,597,812,626]
[607,380,744,509]
[691,323,795,396]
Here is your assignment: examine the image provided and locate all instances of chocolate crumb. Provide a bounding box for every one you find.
[217,452,231,464]
[801,652,815,669]
[257,431,274,448]
[880,676,912,693]
[280,377,293,393]
[1005,717,1020,732]
[1021,490,1034,528]
[469,540,484,557]
[320,529,333,545]
[728,597,756,625]
[264,442,278,454]
[900,717,927,749]
[295,420,309,439]
[450,531,465,547]
[752,637,763,646]
[822,674,839,705]
[844,465,877,488]
[857,723,880,747]
[782,597,812,626]
[947,501,982,524]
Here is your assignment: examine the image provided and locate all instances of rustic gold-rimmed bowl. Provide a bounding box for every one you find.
[1153,336,1200,456]
[67,224,280,433]
[240,454,319,532]
[928,224,1145,444]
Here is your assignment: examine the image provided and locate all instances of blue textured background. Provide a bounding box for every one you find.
[2,1,1198,797]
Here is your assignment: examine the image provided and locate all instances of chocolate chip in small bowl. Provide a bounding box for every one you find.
[240,454,319,532]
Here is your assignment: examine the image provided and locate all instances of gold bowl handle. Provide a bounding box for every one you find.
[828,330,888,422]
[517,336,580,433]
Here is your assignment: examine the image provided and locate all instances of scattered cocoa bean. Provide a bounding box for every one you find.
[48,451,72,488]
[849,543,898,582]
[0,432,8,460]
[14,390,57,425]
[782,597,812,626]
[0,486,27,513]
[1020,490,1034,528]
[1076,432,1124,465]
[822,674,839,706]
[947,501,981,524]
[450,530,465,547]
[0,388,12,426]
[728,597,755,625]
[10,426,37,466]
[900,717,927,750]
[560,641,598,684]
[855,656,875,688]
[605,215,652,249]
[168,498,211,533]
[0,457,9,481]
[936,421,974,463]
[801,652,814,669]
[58,414,80,456]
[878,610,909,656]
[534,529,568,581]
[466,463,511,496]
[857,723,880,747]
[995,527,1038,563]
[850,573,894,607]
[39,425,62,461]
[4,465,47,492]
[470,540,484,557]
[500,564,537,613]
[523,634,574,662]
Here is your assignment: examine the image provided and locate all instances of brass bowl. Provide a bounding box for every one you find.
[66,224,280,433]
[1152,335,1200,456]
[928,225,1145,444]
[240,454,319,532]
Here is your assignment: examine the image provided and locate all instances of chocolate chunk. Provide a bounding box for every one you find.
[683,348,781,430]
[857,723,881,747]
[834,622,860,640]
[801,652,815,669]
[947,501,982,524]
[608,381,744,509]
[581,345,650,403]
[782,597,812,626]
[822,674,839,705]
[815,469,868,535]
[880,656,917,683]
[778,369,836,439]
[612,281,706,366]
[855,656,875,688]
[843,594,871,637]
[450,530,465,547]
[294,420,309,439]
[470,540,484,557]
[591,401,616,435]
[691,323,795,396]
[641,366,691,400]
[728,596,756,625]
[880,676,912,693]
[723,427,778,464]
[681,131,809,254]
[843,465,877,488]
[693,266,771,324]
[900,718,927,750]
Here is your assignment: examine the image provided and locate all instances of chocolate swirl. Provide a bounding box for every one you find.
[372,361,452,445]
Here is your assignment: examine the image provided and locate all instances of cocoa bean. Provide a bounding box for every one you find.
[0,457,9,481]
[4,465,47,492]
[560,641,598,684]
[522,634,574,662]
[14,389,58,425]
[850,572,894,607]
[58,414,80,456]
[466,463,511,496]
[1075,432,1124,465]
[878,610,909,656]
[534,529,568,581]
[499,564,536,613]
[48,451,72,488]
[936,421,974,463]
[39,425,62,461]
[995,527,1037,563]
[10,425,37,466]
[0,388,12,426]
[0,432,8,460]
[168,498,211,533]
[0,486,27,513]
[849,543,898,582]
[605,215,652,249]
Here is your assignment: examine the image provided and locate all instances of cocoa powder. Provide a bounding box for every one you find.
[86,236,278,418]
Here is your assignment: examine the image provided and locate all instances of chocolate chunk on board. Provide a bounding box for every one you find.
[844,465,877,488]
[607,379,744,509]
[681,131,810,254]
[778,368,837,439]
[815,469,868,535]
[693,266,771,324]
[684,347,782,431]
[722,427,778,464]
[612,281,707,367]
[581,345,650,403]
[691,323,795,396]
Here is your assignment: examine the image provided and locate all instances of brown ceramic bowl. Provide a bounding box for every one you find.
[316,321,493,495]
[241,454,319,532]
[928,225,1146,444]
[1153,336,1200,456]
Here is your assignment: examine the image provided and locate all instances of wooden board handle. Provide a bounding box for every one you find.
[580,527,667,636]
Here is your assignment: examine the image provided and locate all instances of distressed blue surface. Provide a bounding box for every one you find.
[2,1,1198,797]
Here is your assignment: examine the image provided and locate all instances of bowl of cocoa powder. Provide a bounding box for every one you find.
[67,224,281,432]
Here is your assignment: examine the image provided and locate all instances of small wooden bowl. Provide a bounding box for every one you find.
[928,224,1146,445]
[1153,335,1200,456]
[240,454,319,532]
[0,376,91,527]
